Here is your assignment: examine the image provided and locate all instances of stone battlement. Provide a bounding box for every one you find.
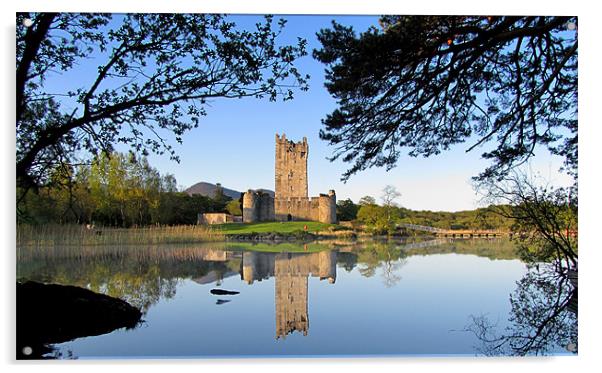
[242,134,337,224]
[275,133,307,147]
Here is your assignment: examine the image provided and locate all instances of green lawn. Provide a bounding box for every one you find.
[226,241,331,253]
[213,221,335,234]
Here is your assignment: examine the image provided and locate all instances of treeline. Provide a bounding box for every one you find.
[336,196,514,235]
[17,152,236,227]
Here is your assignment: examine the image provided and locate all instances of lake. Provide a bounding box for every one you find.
[16,238,577,358]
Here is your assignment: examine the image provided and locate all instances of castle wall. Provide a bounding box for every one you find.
[197,213,241,225]
[275,134,308,199]
[242,191,258,223]
[242,134,337,225]
[274,191,337,224]
[243,190,275,223]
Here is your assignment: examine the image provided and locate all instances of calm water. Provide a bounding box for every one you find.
[16,239,576,358]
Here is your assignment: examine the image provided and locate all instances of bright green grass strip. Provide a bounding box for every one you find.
[213,221,334,234]
[225,242,330,253]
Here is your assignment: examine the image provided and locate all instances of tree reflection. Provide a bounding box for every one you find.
[467,262,577,356]
[17,245,241,312]
[354,242,406,287]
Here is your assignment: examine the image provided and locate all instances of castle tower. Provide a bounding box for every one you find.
[274,253,309,339]
[275,134,308,199]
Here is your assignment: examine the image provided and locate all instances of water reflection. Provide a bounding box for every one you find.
[16,238,575,357]
[241,251,337,338]
[467,261,578,356]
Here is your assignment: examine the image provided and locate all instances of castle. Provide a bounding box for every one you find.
[241,250,337,339]
[242,134,337,224]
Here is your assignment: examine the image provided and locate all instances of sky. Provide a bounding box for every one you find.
[39,14,574,212]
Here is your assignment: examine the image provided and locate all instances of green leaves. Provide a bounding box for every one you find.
[314,16,577,182]
[17,13,309,188]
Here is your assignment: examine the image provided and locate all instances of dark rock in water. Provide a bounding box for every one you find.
[216,299,231,305]
[17,281,142,359]
[210,289,240,295]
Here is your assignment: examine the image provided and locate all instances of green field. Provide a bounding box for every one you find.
[213,221,335,234]
[226,241,332,252]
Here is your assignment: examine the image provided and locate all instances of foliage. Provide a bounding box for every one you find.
[17,152,228,227]
[397,205,514,231]
[336,198,359,221]
[480,173,577,267]
[225,199,242,216]
[353,191,513,234]
[356,203,400,235]
[358,195,376,206]
[314,16,577,182]
[17,13,309,189]
[212,183,232,206]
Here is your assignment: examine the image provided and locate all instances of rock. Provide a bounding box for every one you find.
[215,299,231,305]
[210,289,240,295]
[17,281,142,359]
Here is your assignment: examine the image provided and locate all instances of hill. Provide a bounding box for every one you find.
[184,182,274,200]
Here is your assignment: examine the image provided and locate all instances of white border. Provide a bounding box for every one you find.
[3,1,600,372]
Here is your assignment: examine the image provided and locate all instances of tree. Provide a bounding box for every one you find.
[212,183,231,208]
[17,13,309,189]
[314,16,577,182]
[358,195,376,206]
[356,203,399,235]
[225,199,242,216]
[480,172,577,268]
[381,185,401,223]
[336,198,359,221]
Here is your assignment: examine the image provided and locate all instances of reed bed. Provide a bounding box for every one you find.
[17,224,225,247]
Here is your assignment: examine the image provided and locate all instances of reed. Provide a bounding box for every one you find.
[17,224,225,247]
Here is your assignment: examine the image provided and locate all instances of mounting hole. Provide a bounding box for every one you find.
[22,346,32,356]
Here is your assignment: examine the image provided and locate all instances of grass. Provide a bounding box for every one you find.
[213,221,336,235]
[226,241,332,253]
[17,224,224,247]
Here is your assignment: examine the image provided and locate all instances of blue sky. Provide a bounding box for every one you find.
[41,14,573,212]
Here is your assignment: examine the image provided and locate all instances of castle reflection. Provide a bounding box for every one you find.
[241,251,337,339]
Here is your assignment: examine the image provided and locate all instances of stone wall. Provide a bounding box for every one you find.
[275,134,308,199]
[242,190,275,223]
[274,190,336,224]
[242,134,337,225]
[197,213,241,225]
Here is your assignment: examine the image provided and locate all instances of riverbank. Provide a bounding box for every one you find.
[16,221,463,247]
[17,222,359,247]
[17,224,224,247]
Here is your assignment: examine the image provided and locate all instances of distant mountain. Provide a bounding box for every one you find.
[184,182,274,200]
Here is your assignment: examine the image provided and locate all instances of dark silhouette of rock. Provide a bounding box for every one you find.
[210,289,240,295]
[17,281,142,359]
[215,299,231,305]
